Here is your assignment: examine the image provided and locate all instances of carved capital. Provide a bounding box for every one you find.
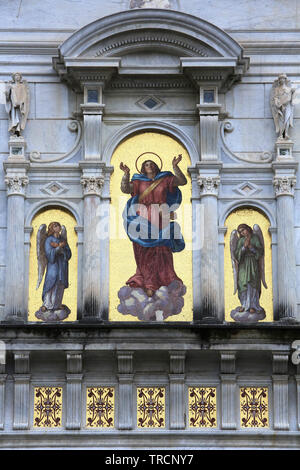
[81,176,104,196]
[5,176,28,196]
[273,176,296,197]
[197,176,220,196]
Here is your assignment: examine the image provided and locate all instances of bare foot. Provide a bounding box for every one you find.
[146,289,154,297]
[249,308,256,314]
[238,307,245,312]
[40,306,47,312]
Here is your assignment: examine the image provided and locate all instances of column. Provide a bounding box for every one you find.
[272,353,289,430]
[197,94,223,322]
[80,163,105,320]
[0,356,6,430]
[220,352,237,430]
[169,351,186,429]
[13,352,30,430]
[66,352,83,430]
[117,351,134,430]
[3,158,29,321]
[75,226,84,320]
[197,169,222,321]
[273,170,297,321]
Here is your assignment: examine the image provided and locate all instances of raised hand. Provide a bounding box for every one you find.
[172,154,182,167]
[120,162,130,174]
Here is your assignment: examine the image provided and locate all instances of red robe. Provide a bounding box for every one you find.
[126,175,182,291]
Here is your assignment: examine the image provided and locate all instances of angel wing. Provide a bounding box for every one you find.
[36,224,47,289]
[270,81,280,134]
[60,225,68,243]
[230,229,239,295]
[253,224,267,289]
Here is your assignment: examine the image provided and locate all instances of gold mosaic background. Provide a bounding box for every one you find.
[240,387,269,428]
[33,387,63,427]
[137,387,165,428]
[188,387,217,427]
[28,208,78,321]
[109,132,193,322]
[86,387,115,428]
[224,208,273,322]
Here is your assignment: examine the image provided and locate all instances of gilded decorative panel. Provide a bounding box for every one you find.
[33,387,63,427]
[86,387,115,428]
[224,208,273,323]
[240,387,269,428]
[110,132,192,322]
[137,387,165,428]
[188,387,217,428]
[28,208,78,322]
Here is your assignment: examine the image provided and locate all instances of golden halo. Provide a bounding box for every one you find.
[135,152,163,174]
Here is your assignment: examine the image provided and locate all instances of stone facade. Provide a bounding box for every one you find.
[0,0,300,449]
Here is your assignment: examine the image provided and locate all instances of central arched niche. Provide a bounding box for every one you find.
[109,131,192,322]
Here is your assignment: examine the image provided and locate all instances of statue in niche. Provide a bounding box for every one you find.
[230,223,267,323]
[35,222,72,321]
[118,153,187,321]
[270,73,296,140]
[130,0,171,8]
[5,72,30,136]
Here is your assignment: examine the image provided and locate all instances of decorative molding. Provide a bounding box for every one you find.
[197,176,220,196]
[233,181,263,197]
[81,176,104,197]
[94,33,211,58]
[40,181,69,197]
[273,176,297,197]
[58,10,244,59]
[136,95,165,111]
[108,77,193,89]
[30,120,82,164]
[221,121,273,164]
[5,176,29,196]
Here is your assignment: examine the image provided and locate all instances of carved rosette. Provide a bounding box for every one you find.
[273,176,297,197]
[81,176,104,196]
[5,176,29,196]
[197,176,220,197]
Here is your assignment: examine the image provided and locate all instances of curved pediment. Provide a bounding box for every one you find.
[59,9,243,59]
[53,9,248,92]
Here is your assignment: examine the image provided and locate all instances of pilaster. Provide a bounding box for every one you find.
[220,352,237,430]
[272,353,289,430]
[65,352,83,430]
[273,159,298,322]
[169,352,186,429]
[117,351,134,430]
[3,155,30,322]
[13,352,30,430]
[0,374,6,430]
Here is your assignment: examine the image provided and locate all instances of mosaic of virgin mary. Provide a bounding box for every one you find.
[117,152,187,321]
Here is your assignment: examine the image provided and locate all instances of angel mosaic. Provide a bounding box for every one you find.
[230,223,267,322]
[270,73,296,140]
[35,222,72,321]
[5,72,30,136]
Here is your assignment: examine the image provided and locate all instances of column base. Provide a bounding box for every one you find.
[2,315,26,324]
[278,317,299,325]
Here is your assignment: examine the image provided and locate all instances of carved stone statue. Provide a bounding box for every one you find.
[130,0,171,8]
[5,72,30,136]
[270,73,296,140]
